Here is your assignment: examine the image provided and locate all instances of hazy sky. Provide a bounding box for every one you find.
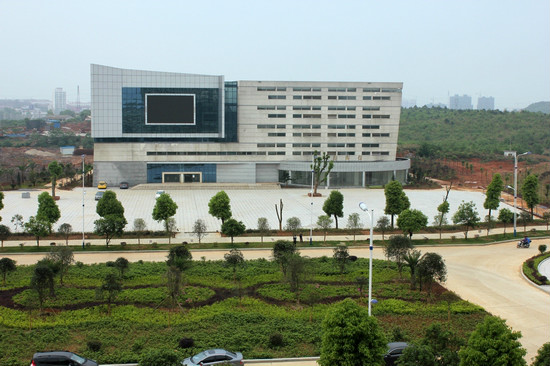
[1,0,548,110]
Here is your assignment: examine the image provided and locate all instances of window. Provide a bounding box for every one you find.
[347,125,356,129]
[312,106,321,110]
[268,151,286,155]
[372,151,390,156]
[293,124,311,129]
[363,96,372,100]
[312,143,321,147]
[268,114,286,118]
[268,95,286,99]
[257,124,275,129]
[303,132,321,137]
[303,114,321,118]
[293,95,302,100]
[276,124,286,129]
[277,106,286,110]
[293,151,301,155]
[328,143,346,147]
[257,106,276,110]
[362,114,372,119]
[362,151,371,155]
[362,133,371,137]
[277,143,286,147]
[328,114,337,119]
[293,132,301,137]
[328,106,346,110]
[293,143,311,147]
[372,133,390,137]
[373,96,390,100]
[363,87,380,92]
[373,115,390,119]
[362,125,380,129]
[328,133,336,137]
[363,106,380,110]
[347,88,356,92]
[312,87,322,92]
[338,114,355,119]
[303,95,321,100]
[362,143,379,147]
[311,124,321,129]
[293,114,302,118]
[293,87,311,91]
[328,87,346,92]
[293,106,311,110]
[338,133,355,137]
[258,87,276,91]
[381,88,401,93]
[276,87,286,91]
[328,96,337,100]
[338,95,356,100]
[268,132,286,137]
[328,125,345,129]
[257,143,275,147]
[347,143,355,147]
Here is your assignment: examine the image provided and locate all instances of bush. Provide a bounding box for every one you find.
[178,338,194,349]
[539,244,547,254]
[139,349,180,366]
[269,333,284,348]
[87,339,102,352]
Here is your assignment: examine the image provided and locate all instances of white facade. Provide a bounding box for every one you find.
[53,87,66,114]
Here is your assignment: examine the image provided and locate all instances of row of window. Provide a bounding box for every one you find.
[257,124,384,129]
[268,95,391,100]
[257,87,401,93]
[265,132,389,138]
[257,106,381,111]
[291,151,390,156]
[256,143,383,148]
[266,113,390,119]
[147,150,390,156]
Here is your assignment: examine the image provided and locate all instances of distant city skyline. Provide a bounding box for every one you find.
[0,1,548,110]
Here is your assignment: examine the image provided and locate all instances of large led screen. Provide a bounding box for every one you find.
[145,94,195,125]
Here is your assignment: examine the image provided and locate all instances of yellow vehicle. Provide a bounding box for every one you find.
[97,181,107,189]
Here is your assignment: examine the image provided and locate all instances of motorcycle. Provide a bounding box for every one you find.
[517,239,530,248]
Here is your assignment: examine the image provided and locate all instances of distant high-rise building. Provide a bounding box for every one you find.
[449,94,472,110]
[477,96,495,110]
[53,87,66,114]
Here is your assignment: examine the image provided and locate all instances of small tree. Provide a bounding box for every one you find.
[519,211,531,233]
[532,342,550,366]
[311,151,334,195]
[46,246,74,286]
[133,218,146,245]
[192,219,207,244]
[538,244,547,255]
[333,244,350,276]
[317,215,333,243]
[48,161,63,197]
[285,217,302,234]
[458,316,526,366]
[152,192,178,243]
[221,218,246,244]
[436,201,450,239]
[376,216,391,240]
[346,213,362,242]
[0,224,11,248]
[521,174,539,219]
[275,199,284,231]
[257,217,270,243]
[11,214,23,233]
[31,263,55,311]
[498,208,513,236]
[543,211,550,231]
[166,265,182,309]
[397,209,428,239]
[94,215,127,246]
[319,298,387,366]
[384,235,414,278]
[272,240,296,277]
[417,252,447,293]
[114,257,130,278]
[57,223,72,245]
[0,257,16,286]
[166,217,178,244]
[208,191,232,226]
[24,216,49,247]
[384,180,410,228]
[403,249,421,290]
[286,253,307,292]
[484,174,503,235]
[96,272,122,315]
[323,190,344,229]
[37,192,61,234]
[224,248,245,282]
[452,201,480,239]
[167,245,193,271]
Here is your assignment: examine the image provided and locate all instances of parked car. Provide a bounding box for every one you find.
[384,342,409,366]
[95,191,104,201]
[31,351,98,366]
[97,181,107,189]
[119,181,129,189]
[182,349,243,366]
[155,190,165,199]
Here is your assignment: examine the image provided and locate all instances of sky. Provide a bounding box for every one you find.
[0,0,548,110]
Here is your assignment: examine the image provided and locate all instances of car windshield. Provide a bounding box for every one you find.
[191,351,209,363]
[69,353,87,364]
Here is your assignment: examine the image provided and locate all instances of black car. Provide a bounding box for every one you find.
[119,181,129,189]
[31,351,98,366]
[384,342,409,366]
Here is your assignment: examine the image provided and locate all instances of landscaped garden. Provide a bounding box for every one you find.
[0,245,487,366]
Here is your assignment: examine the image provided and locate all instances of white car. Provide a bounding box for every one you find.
[155,190,165,199]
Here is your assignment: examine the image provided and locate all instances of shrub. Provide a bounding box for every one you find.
[269,333,284,348]
[106,261,115,267]
[87,339,102,352]
[178,338,194,349]
[349,255,358,262]
[539,244,547,254]
[139,349,180,366]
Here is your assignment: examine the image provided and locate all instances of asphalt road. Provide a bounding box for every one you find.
[3,238,550,363]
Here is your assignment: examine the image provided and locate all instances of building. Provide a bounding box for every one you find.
[449,94,472,110]
[91,64,410,188]
[53,87,66,114]
[477,96,495,110]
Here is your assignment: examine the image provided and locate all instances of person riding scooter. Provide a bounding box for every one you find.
[517,236,531,248]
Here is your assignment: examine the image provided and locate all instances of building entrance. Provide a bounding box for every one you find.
[161,172,202,183]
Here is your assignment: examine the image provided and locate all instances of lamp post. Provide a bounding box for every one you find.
[359,201,374,316]
[504,151,530,237]
[309,154,315,246]
[81,154,85,249]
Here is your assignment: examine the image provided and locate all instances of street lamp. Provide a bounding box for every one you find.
[503,151,531,237]
[81,154,85,249]
[309,154,315,246]
[359,201,374,316]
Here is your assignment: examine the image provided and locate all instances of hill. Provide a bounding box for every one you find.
[524,101,550,114]
[398,107,550,158]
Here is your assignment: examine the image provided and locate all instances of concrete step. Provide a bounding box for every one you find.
[131,183,282,190]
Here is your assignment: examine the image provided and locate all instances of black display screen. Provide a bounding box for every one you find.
[146,94,195,124]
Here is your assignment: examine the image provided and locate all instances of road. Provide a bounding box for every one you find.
[3,238,550,363]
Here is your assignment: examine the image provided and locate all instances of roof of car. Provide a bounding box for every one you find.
[387,342,409,350]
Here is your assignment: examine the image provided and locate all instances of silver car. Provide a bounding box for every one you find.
[182,349,243,366]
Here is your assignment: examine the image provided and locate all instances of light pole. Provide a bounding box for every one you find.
[504,151,530,237]
[359,201,374,316]
[309,154,315,246]
[81,154,85,249]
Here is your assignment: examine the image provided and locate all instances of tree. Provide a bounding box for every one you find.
[532,342,550,366]
[192,219,207,244]
[96,190,125,217]
[376,216,391,240]
[275,199,284,231]
[346,213,362,242]
[397,209,428,239]
[57,223,72,245]
[417,252,447,293]
[11,214,23,233]
[96,272,122,315]
[521,174,539,219]
[399,345,436,366]
[31,263,55,311]
[311,151,334,195]
[114,257,129,278]
[452,201,480,239]
[0,191,3,221]
[316,215,333,243]
[285,217,302,234]
[319,298,387,366]
[221,218,246,244]
[403,249,421,290]
[94,215,127,246]
[152,192,178,242]
[48,161,63,197]
[519,211,531,233]
[45,246,74,286]
[0,257,16,286]
[167,245,193,271]
[0,224,10,248]
[285,253,308,292]
[133,218,146,245]
[208,191,232,226]
[323,190,344,229]
[458,316,526,366]
[542,211,550,231]
[165,217,178,244]
[384,180,410,228]
[166,265,182,309]
[272,240,296,277]
[24,216,49,246]
[385,235,414,278]
[436,184,452,239]
[333,244,350,275]
[257,217,270,243]
[36,192,60,234]
[483,174,503,234]
[498,208,514,235]
[224,248,245,282]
